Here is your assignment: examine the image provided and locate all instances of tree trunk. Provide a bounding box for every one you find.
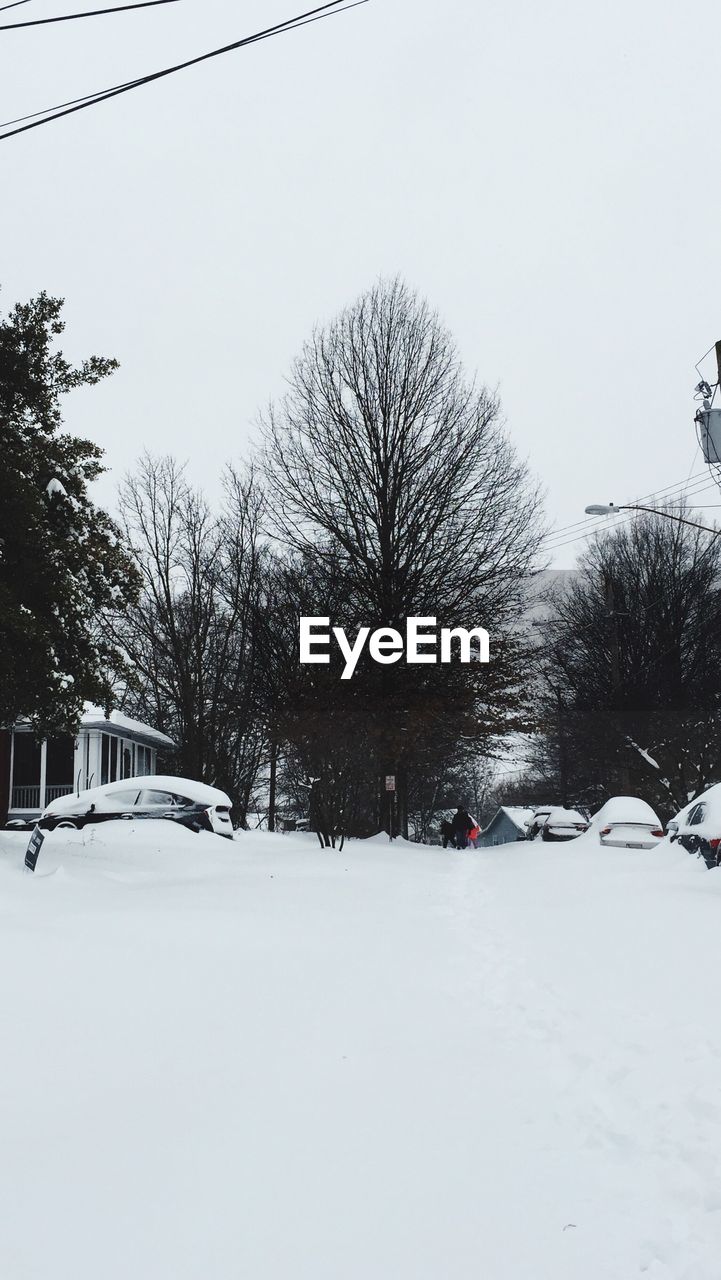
[267,738,277,832]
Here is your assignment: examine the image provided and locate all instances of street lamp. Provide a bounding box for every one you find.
[584,502,719,535]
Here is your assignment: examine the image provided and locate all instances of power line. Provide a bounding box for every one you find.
[542,471,711,545]
[543,475,718,551]
[0,1,33,11]
[545,483,719,555]
[544,496,716,555]
[0,0,181,29]
[0,0,368,142]
[546,494,720,556]
[0,76,141,129]
[545,471,713,540]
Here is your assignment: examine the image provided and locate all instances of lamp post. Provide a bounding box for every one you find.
[584,503,719,535]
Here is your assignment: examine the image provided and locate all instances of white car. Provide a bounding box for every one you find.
[592,796,664,849]
[541,807,589,842]
[39,776,234,840]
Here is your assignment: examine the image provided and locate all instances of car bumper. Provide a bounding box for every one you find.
[600,825,660,849]
[600,836,657,849]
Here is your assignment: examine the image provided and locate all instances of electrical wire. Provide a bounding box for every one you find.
[545,492,719,556]
[0,0,368,141]
[0,0,181,29]
[564,471,712,530]
[548,483,721,550]
[694,343,718,383]
[0,1,32,10]
[543,476,718,548]
[543,476,719,552]
[542,471,712,545]
[545,494,720,556]
[0,75,142,129]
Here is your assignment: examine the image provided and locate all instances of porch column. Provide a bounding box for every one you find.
[39,740,47,812]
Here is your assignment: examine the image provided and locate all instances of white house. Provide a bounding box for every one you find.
[1,705,175,824]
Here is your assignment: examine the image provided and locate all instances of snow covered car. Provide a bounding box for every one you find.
[591,796,664,849]
[526,807,553,840]
[39,776,234,840]
[667,784,721,869]
[540,807,589,842]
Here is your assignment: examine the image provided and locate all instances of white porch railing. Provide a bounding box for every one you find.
[11,786,40,810]
[46,785,74,802]
[10,784,73,810]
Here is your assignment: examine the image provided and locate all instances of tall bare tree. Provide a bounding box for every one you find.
[261,278,543,830]
[263,277,541,625]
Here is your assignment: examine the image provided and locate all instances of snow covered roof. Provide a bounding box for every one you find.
[81,705,175,748]
[481,806,535,836]
[501,806,536,827]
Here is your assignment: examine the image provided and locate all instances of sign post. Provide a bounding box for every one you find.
[24,825,45,873]
[385,776,396,841]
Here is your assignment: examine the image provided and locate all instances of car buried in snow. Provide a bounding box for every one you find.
[526,807,553,840]
[667,783,721,869]
[591,796,664,849]
[38,776,234,840]
[540,807,589,842]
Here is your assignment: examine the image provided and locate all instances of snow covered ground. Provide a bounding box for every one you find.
[1,823,720,1280]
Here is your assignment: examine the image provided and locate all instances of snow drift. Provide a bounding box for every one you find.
[0,822,720,1279]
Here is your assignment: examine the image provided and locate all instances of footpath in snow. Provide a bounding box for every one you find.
[0,824,720,1280]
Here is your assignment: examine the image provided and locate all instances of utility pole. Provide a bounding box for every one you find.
[716,339,721,394]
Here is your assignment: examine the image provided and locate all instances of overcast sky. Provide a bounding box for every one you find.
[2,0,720,565]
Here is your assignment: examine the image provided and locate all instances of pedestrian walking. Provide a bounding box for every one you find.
[467,820,480,850]
[440,818,455,849]
[451,806,474,850]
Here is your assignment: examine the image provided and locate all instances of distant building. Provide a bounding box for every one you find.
[478,806,535,847]
[0,706,174,825]
[522,568,578,627]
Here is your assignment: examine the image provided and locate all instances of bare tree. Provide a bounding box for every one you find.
[261,278,543,829]
[115,454,267,821]
[263,277,541,626]
[537,509,721,816]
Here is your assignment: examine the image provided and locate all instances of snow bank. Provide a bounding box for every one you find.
[1,825,720,1278]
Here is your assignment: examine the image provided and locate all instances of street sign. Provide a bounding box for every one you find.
[385,775,396,792]
[25,825,45,873]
